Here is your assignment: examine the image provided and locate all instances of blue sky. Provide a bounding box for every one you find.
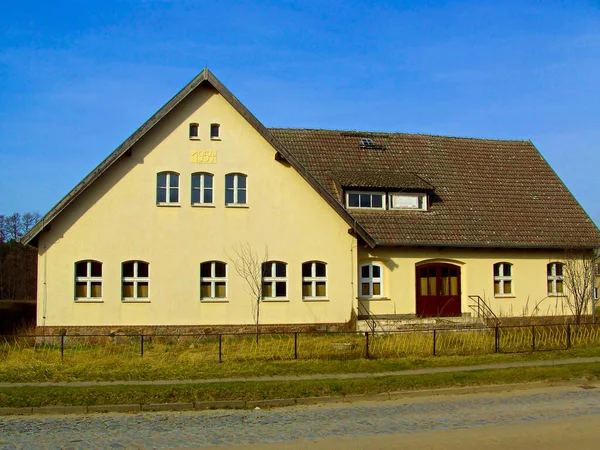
[2,0,600,226]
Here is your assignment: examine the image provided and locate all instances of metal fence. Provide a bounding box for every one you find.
[1,323,600,364]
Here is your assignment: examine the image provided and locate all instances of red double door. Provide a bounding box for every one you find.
[416,263,462,317]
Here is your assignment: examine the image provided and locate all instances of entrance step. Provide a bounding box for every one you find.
[357,315,487,333]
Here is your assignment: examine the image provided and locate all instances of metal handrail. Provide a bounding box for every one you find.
[468,295,500,327]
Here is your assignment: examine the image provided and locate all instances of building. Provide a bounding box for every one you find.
[22,69,600,333]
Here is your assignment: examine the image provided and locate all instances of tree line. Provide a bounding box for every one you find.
[0,213,40,300]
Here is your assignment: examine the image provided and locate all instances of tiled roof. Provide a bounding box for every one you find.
[269,128,600,248]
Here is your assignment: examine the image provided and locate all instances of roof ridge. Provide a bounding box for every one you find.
[268,127,531,143]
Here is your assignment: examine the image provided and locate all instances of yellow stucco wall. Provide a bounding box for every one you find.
[37,85,357,327]
[358,247,578,318]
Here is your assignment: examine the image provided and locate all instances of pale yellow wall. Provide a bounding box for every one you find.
[357,247,577,318]
[37,85,357,327]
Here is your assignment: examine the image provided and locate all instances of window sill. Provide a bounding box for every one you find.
[302,297,329,302]
[262,298,289,302]
[494,294,515,298]
[74,299,104,303]
[225,204,249,208]
[192,203,216,208]
[210,137,221,141]
[122,299,151,303]
[548,293,567,297]
[201,298,228,303]
[156,203,181,207]
[359,296,391,301]
[189,137,200,141]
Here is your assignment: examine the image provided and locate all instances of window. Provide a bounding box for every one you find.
[262,261,287,300]
[346,191,385,209]
[210,123,220,139]
[75,260,102,301]
[359,262,383,298]
[200,261,227,300]
[157,172,179,204]
[191,172,214,205]
[302,261,327,300]
[547,262,564,295]
[225,173,247,205]
[389,193,427,211]
[189,123,199,139]
[122,261,149,301]
[494,262,513,296]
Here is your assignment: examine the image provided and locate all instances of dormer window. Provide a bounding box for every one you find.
[346,191,386,209]
[361,138,374,147]
[389,193,427,211]
[210,123,220,139]
[189,123,199,140]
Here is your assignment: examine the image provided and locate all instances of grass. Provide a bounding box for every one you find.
[1,362,599,408]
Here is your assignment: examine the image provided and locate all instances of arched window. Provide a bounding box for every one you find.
[262,261,287,300]
[191,172,214,205]
[302,261,327,300]
[189,123,199,140]
[359,262,383,298]
[122,261,149,301]
[493,262,513,296]
[74,260,102,301]
[200,261,227,300]
[547,262,564,295]
[225,173,247,205]
[157,171,179,204]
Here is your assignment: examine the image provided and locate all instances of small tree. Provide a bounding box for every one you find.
[562,250,597,324]
[228,243,268,342]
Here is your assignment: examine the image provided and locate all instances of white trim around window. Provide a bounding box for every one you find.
[359,262,384,299]
[346,191,386,209]
[189,123,200,140]
[200,261,228,301]
[122,261,150,302]
[210,123,221,140]
[494,262,513,297]
[191,172,214,206]
[547,262,565,296]
[156,171,180,205]
[262,261,288,301]
[389,192,428,211]
[302,261,328,300]
[225,173,247,206]
[74,260,103,302]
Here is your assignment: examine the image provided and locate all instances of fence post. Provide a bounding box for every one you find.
[294,332,298,360]
[433,329,437,356]
[218,334,222,363]
[532,326,536,352]
[140,334,144,358]
[494,326,499,353]
[365,332,369,359]
[567,324,571,349]
[60,335,64,362]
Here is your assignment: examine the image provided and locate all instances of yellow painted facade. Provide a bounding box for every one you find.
[358,247,579,318]
[36,85,357,327]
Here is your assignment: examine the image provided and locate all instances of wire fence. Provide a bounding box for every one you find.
[1,323,600,364]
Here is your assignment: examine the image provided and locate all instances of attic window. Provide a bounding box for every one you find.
[389,193,427,211]
[210,123,220,139]
[361,138,374,147]
[346,191,386,209]
[189,123,199,140]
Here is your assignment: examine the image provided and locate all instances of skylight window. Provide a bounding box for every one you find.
[361,138,375,147]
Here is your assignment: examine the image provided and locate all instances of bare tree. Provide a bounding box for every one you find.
[228,243,268,342]
[561,250,597,324]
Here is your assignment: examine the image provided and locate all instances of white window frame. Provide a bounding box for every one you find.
[262,261,288,301]
[74,260,103,302]
[200,261,227,301]
[210,123,220,140]
[389,192,428,211]
[359,262,384,299]
[157,171,180,205]
[225,173,247,206]
[302,261,328,300]
[494,262,513,297]
[345,191,386,210]
[189,123,200,140]
[122,261,150,302]
[191,172,214,206]
[547,262,565,296]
